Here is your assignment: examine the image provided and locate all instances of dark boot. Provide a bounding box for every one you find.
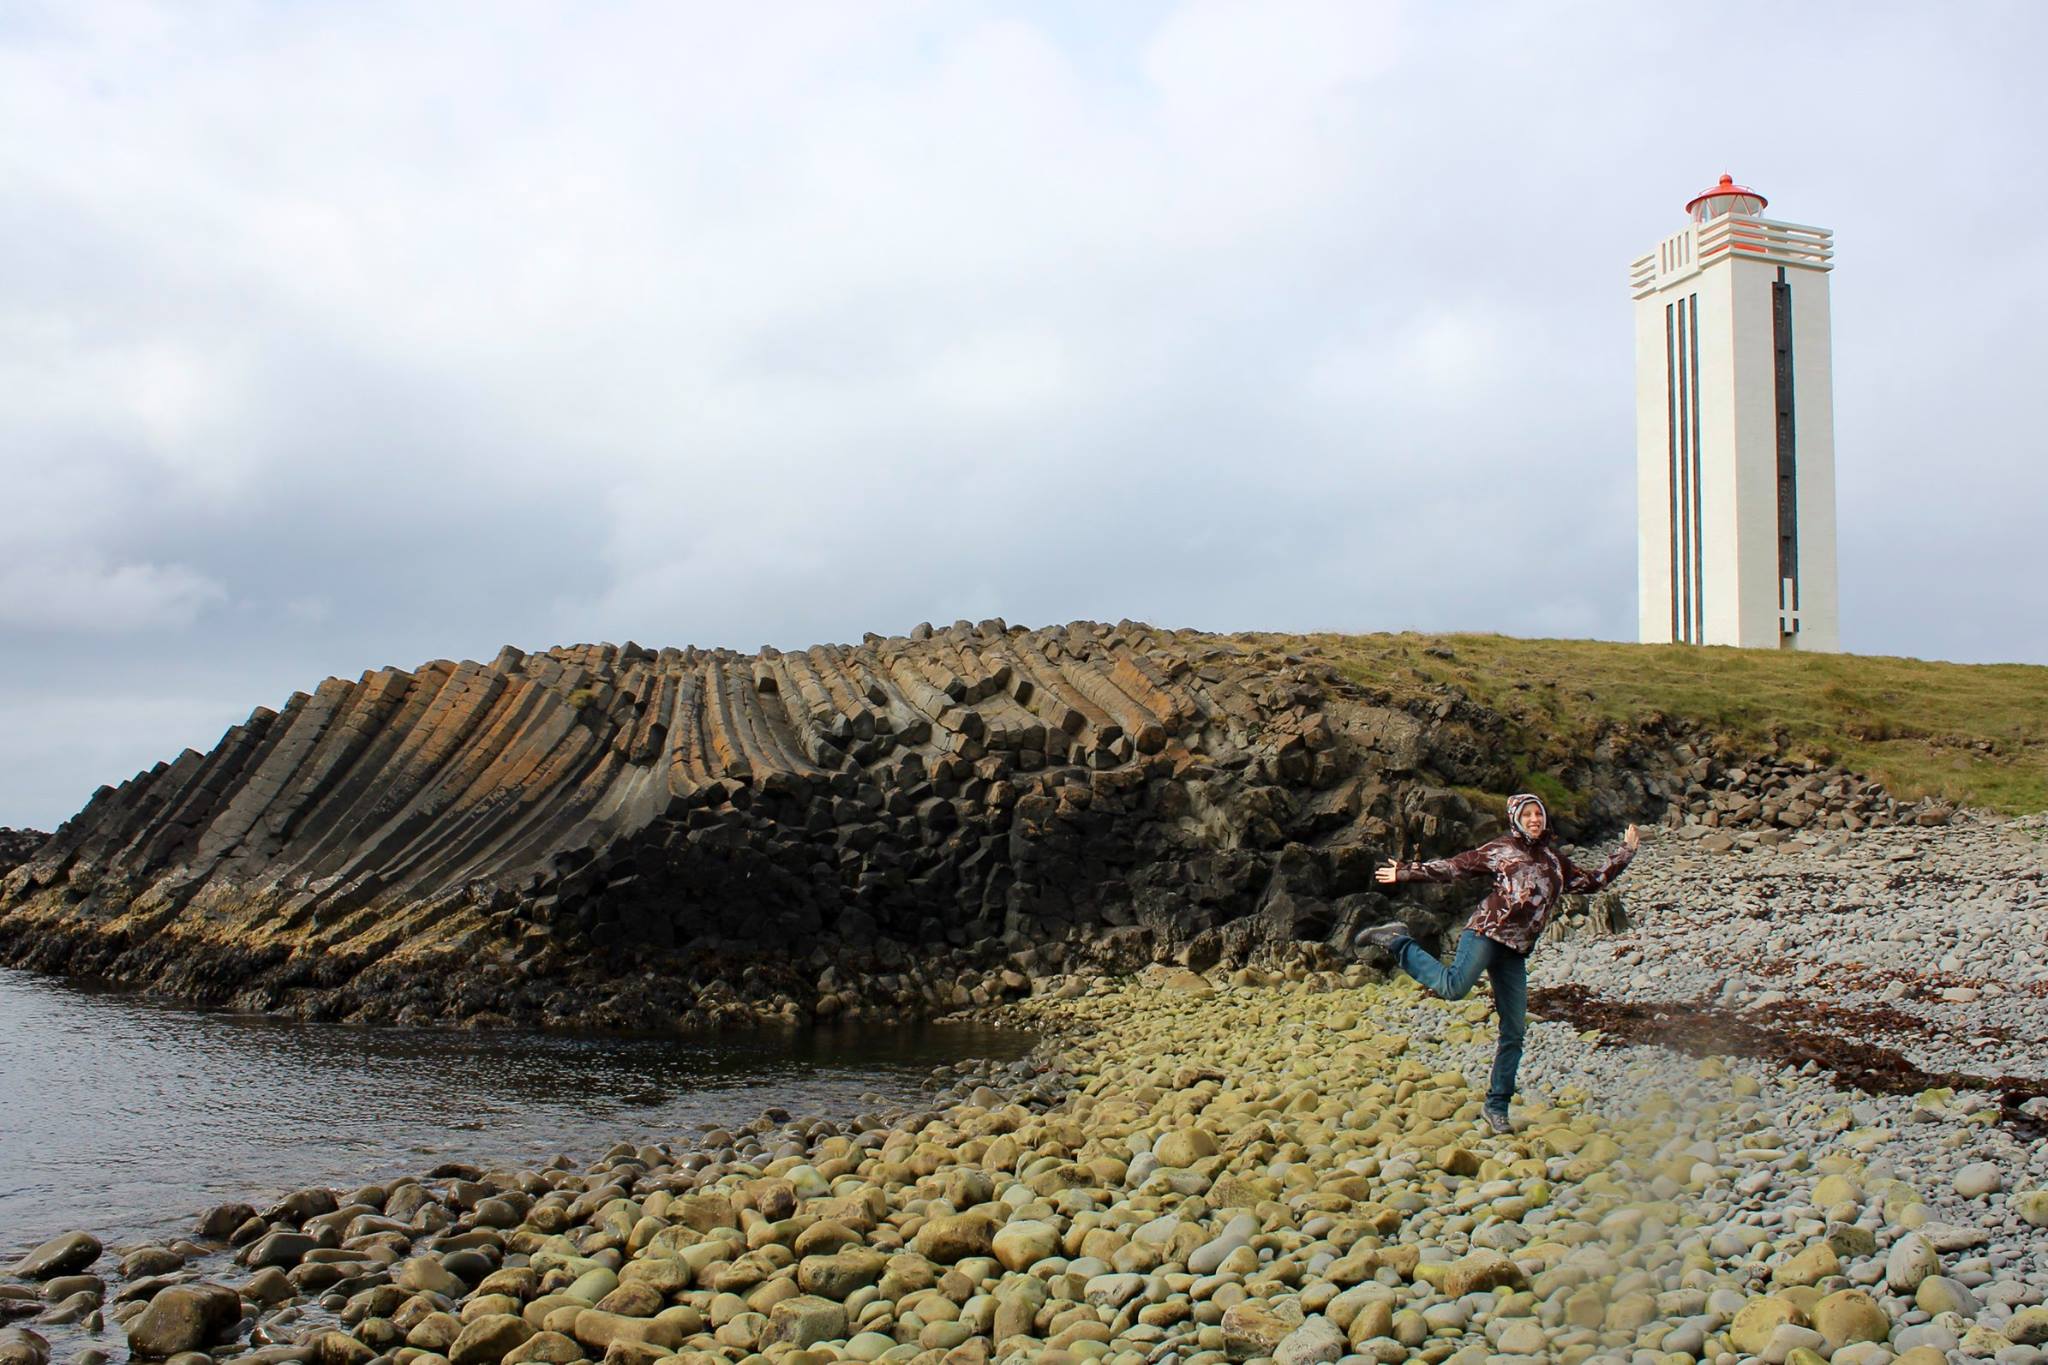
[1353,923,1410,954]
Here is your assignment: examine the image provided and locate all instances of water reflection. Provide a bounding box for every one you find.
[0,966,1026,1252]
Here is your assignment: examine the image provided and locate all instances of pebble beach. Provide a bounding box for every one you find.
[5,818,2047,1365]
[1536,812,2048,1086]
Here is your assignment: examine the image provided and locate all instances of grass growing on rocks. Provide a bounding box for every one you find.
[1252,631,2048,816]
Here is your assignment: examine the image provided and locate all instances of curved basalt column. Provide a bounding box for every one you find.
[0,621,1681,1027]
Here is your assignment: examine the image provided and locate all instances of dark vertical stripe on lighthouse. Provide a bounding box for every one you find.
[1773,266,1800,629]
[1675,296,1692,642]
[1665,301,1680,643]
[1689,291,1703,640]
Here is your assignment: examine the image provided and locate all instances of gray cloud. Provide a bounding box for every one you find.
[2,0,2043,827]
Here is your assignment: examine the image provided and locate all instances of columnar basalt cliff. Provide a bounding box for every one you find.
[0,622,1761,1028]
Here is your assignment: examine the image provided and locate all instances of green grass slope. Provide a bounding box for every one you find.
[1257,632,2048,816]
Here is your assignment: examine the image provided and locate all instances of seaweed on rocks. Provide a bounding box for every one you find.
[1530,983,2048,1139]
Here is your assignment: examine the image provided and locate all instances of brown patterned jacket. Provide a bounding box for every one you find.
[1395,831,1635,954]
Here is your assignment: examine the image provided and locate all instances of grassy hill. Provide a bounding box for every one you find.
[1256,632,2048,816]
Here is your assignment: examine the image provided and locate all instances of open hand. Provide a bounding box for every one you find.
[1374,860,1400,885]
[1624,824,1641,852]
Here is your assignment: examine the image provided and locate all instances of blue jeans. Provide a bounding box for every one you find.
[1394,930,1528,1116]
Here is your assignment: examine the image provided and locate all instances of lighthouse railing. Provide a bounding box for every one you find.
[1696,216,1832,269]
[1630,217,1832,297]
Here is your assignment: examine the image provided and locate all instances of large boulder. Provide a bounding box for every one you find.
[1811,1290,1891,1351]
[126,1284,243,1358]
[2013,1190,2048,1228]
[1221,1301,1294,1361]
[568,1310,685,1354]
[2007,1307,2048,1347]
[1730,1296,1806,1356]
[1274,1317,1346,1365]
[910,1214,995,1264]
[1772,1242,1840,1288]
[591,1283,662,1318]
[1152,1129,1218,1168]
[239,1268,294,1305]
[195,1204,257,1240]
[238,1231,319,1271]
[505,1331,584,1364]
[396,1256,466,1297]
[1953,1162,2002,1198]
[1886,1232,1941,1292]
[448,1313,534,1365]
[668,1194,737,1232]
[791,1221,861,1258]
[990,1219,1059,1272]
[797,1249,888,1300]
[7,1234,99,1280]
[1440,1249,1523,1297]
[0,1328,50,1365]
[762,1296,848,1349]
[310,1332,375,1365]
[1914,1276,1979,1318]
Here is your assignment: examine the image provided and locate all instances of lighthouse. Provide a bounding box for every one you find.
[1631,175,1840,651]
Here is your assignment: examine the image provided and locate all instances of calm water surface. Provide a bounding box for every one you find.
[0,965,1028,1256]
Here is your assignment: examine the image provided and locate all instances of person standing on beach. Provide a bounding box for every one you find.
[1356,793,1639,1134]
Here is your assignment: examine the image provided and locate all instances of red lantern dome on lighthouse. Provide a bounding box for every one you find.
[1685,173,1767,222]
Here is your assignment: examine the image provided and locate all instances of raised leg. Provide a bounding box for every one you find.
[1395,930,1491,1001]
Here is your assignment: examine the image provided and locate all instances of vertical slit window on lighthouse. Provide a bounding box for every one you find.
[1689,291,1703,642]
[1676,296,1693,643]
[1665,301,1681,643]
[1666,293,1705,644]
[1772,266,1801,646]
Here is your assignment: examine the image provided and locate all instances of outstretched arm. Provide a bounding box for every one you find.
[1374,841,1502,886]
[1562,824,1641,893]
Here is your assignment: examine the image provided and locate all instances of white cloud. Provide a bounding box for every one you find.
[0,555,225,632]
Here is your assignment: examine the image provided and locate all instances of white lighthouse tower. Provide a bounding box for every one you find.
[1632,175,1840,651]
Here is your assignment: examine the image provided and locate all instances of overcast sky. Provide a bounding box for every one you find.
[2,1,2042,829]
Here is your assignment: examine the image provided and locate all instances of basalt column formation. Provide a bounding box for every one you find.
[0,621,1667,1027]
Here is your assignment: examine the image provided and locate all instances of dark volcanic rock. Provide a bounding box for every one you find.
[0,622,1732,1028]
[0,828,47,879]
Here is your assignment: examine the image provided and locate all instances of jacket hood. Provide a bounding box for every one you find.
[1506,792,1550,843]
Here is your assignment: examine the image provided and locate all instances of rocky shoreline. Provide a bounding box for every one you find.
[6,818,2047,1365]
